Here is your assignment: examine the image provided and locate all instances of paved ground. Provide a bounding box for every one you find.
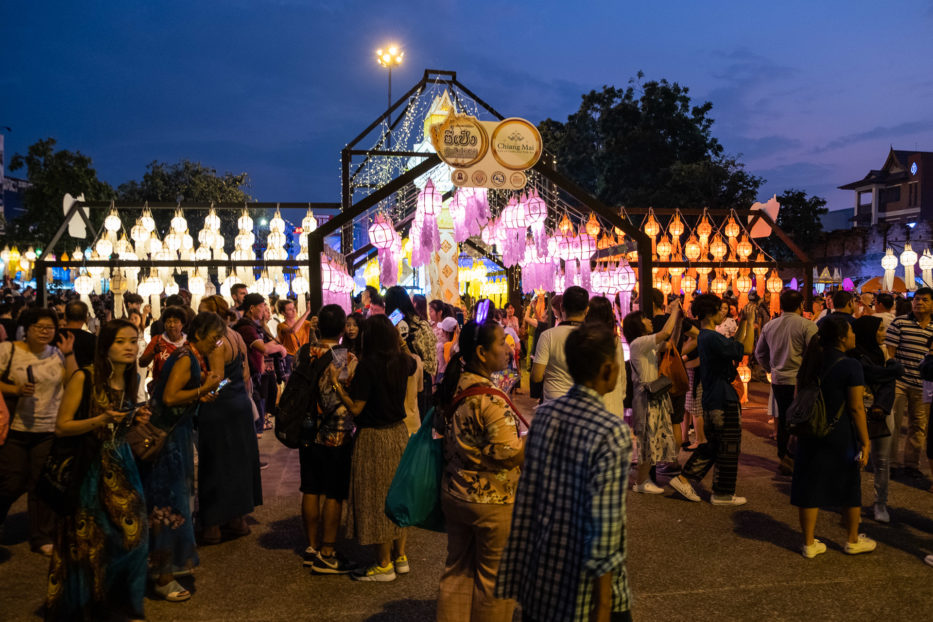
[2,382,933,621]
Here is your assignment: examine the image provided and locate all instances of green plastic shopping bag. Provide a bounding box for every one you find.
[384,407,445,532]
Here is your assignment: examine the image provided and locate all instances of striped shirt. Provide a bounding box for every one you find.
[495,385,633,621]
[885,316,933,389]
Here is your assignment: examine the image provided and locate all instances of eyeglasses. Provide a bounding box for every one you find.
[31,325,56,333]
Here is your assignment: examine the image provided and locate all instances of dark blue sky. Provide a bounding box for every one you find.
[4,1,933,213]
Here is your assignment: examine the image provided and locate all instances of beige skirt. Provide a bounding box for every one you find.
[345,421,409,545]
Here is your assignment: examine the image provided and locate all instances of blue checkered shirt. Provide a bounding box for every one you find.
[495,384,633,621]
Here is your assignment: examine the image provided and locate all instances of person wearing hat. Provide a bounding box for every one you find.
[234,293,287,434]
[435,317,460,387]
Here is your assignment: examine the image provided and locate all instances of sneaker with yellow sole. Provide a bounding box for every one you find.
[352,562,397,582]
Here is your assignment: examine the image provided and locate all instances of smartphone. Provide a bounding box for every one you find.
[389,309,404,326]
[212,378,231,394]
[26,365,35,384]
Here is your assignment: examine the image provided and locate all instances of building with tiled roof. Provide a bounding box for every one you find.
[839,147,933,226]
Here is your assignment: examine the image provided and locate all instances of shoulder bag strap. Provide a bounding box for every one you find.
[449,385,530,429]
[2,341,15,384]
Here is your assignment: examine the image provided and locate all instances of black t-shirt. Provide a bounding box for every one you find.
[60,328,97,368]
[349,355,416,429]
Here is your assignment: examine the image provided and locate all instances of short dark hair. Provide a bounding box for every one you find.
[20,307,59,339]
[164,294,185,308]
[621,311,648,343]
[317,304,346,339]
[565,323,617,384]
[779,290,804,313]
[161,306,188,325]
[913,287,933,301]
[64,299,89,322]
[832,290,853,310]
[691,293,723,321]
[650,288,664,311]
[276,299,294,315]
[231,283,248,295]
[124,293,143,305]
[875,293,894,310]
[562,286,589,316]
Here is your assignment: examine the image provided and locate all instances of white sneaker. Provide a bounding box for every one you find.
[873,503,890,524]
[844,534,877,555]
[632,480,665,494]
[710,494,747,506]
[802,539,827,559]
[393,555,410,574]
[669,476,701,502]
[924,554,933,567]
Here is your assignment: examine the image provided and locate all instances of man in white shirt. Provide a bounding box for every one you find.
[873,293,896,331]
[531,286,589,402]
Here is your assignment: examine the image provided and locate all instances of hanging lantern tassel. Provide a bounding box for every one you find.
[920,249,933,287]
[110,270,127,319]
[901,242,918,292]
[418,179,442,256]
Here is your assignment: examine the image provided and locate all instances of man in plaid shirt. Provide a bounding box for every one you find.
[496,323,634,621]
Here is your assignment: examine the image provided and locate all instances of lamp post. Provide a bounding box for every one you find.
[375,45,404,143]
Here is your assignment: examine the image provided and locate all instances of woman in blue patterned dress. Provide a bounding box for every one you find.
[142,312,224,602]
[47,319,149,621]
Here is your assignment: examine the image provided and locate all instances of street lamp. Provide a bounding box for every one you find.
[376,45,404,139]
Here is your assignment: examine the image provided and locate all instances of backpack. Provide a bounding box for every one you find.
[274,344,333,449]
[786,357,845,439]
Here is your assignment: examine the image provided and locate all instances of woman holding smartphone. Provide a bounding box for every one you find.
[141,312,224,602]
[196,296,262,545]
[46,319,149,622]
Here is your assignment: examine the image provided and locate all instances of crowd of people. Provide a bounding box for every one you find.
[1,279,932,621]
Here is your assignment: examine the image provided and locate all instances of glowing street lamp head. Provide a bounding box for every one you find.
[376,45,404,67]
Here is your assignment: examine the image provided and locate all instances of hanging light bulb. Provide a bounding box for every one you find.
[238,209,253,232]
[205,208,221,231]
[140,208,156,232]
[269,209,286,233]
[171,210,187,233]
[104,209,121,233]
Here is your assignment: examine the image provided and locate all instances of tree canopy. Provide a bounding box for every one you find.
[765,189,827,261]
[117,160,251,204]
[538,74,763,211]
[6,138,115,245]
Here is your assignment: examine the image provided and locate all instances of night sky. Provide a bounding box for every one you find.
[4,1,933,214]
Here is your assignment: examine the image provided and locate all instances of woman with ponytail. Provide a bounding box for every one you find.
[792,316,874,559]
[435,316,525,622]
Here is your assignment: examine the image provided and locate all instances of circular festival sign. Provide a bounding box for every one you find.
[430,112,489,168]
[490,118,543,171]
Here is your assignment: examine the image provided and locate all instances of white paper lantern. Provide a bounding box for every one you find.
[141,210,156,232]
[238,210,253,232]
[269,210,286,233]
[95,238,113,259]
[302,210,317,233]
[274,278,290,297]
[104,210,121,233]
[171,212,187,233]
[204,208,221,231]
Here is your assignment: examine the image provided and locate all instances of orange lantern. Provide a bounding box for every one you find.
[725,216,740,239]
[684,235,701,261]
[736,273,752,293]
[767,270,783,294]
[644,210,660,237]
[710,234,727,260]
[736,235,753,259]
[656,235,672,258]
[669,212,685,238]
[696,214,713,240]
[558,214,573,235]
[585,213,601,237]
[711,275,728,296]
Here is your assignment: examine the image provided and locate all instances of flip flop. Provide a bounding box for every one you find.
[153,579,191,602]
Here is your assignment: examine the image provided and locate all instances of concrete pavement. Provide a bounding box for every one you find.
[2,382,933,621]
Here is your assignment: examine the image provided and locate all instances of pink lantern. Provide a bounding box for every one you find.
[525,191,547,225]
[368,214,395,249]
[419,179,442,216]
[578,233,596,262]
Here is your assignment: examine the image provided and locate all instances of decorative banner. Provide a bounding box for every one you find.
[430,111,542,190]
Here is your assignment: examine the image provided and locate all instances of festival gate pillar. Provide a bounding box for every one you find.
[428,205,460,306]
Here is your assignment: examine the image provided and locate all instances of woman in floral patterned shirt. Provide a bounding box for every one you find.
[436,318,525,622]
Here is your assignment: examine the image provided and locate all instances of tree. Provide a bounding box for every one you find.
[765,189,828,261]
[538,74,763,212]
[117,159,253,237]
[6,138,115,246]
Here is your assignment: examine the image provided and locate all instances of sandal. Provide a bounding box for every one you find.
[153,579,191,602]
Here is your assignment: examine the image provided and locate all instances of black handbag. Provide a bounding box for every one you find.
[646,375,673,399]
